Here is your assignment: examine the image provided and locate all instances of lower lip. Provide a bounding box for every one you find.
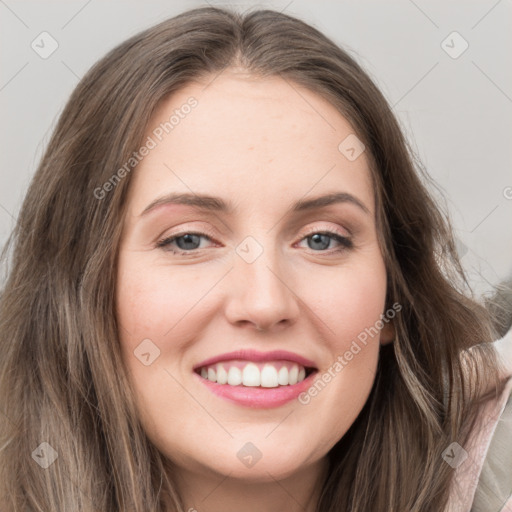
[194,371,317,408]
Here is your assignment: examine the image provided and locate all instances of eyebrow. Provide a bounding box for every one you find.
[139,191,370,217]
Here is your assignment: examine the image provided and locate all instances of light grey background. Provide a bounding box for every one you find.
[1,0,511,297]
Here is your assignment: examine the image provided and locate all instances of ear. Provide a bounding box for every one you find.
[380,321,395,345]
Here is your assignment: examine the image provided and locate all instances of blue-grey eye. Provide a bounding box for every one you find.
[308,233,331,250]
[173,233,202,250]
[305,232,352,251]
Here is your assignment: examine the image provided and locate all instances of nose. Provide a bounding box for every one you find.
[223,244,300,333]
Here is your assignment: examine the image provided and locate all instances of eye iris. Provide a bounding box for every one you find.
[308,233,330,250]
[176,234,201,250]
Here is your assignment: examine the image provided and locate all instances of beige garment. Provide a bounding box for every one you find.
[445,328,512,512]
[471,384,512,511]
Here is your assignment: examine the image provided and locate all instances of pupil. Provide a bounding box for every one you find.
[177,234,200,250]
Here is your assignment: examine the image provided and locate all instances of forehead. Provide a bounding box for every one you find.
[126,70,374,217]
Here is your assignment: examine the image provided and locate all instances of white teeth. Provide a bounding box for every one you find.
[227,366,242,386]
[217,364,228,384]
[277,366,289,385]
[288,364,299,385]
[198,361,313,387]
[242,363,261,387]
[207,367,216,382]
[261,364,279,388]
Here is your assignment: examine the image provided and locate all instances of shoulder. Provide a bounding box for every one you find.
[445,328,512,511]
[471,327,512,511]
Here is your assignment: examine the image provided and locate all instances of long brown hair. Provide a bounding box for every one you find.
[0,6,507,511]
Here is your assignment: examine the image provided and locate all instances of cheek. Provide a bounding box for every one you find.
[304,262,387,351]
[115,255,223,413]
[294,261,386,436]
[115,258,199,446]
[116,255,213,343]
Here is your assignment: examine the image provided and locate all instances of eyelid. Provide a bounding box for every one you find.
[157,222,349,245]
[156,223,219,243]
[298,224,351,240]
[155,233,219,255]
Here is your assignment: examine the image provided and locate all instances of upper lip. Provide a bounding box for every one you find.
[193,349,317,371]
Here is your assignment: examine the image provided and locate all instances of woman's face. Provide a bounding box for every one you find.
[116,69,392,483]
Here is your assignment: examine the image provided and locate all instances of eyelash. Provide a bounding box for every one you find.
[156,228,353,256]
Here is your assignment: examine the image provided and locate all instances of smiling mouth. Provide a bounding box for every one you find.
[194,360,317,388]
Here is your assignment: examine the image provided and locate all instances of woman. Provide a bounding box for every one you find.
[0,6,510,511]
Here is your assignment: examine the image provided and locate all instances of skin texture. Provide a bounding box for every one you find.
[116,68,394,512]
